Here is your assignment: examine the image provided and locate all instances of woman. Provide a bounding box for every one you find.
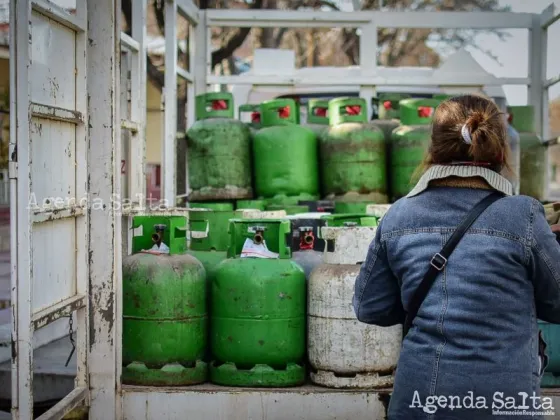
[353,94,560,419]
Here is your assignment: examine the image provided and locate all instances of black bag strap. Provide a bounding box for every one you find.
[402,191,505,337]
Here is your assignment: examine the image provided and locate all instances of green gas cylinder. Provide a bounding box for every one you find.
[334,200,377,214]
[187,92,252,201]
[508,106,545,201]
[373,93,409,137]
[433,94,454,100]
[391,98,442,200]
[122,219,207,386]
[539,321,560,387]
[371,93,409,204]
[321,213,378,228]
[187,202,236,277]
[253,99,320,204]
[210,219,306,387]
[236,199,266,211]
[305,99,329,140]
[322,97,387,203]
[265,204,310,215]
[505,112,521,195]
[238,104,262,134]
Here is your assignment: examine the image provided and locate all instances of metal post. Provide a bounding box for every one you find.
[87,0,120,418]
[528,15,546,138]
[194,10,208,96]
[131,0,147,205]
[359,23,377,119]
[163,0,178,207]
[10,1,33,417]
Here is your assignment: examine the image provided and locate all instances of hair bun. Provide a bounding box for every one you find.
[466,111,485,133]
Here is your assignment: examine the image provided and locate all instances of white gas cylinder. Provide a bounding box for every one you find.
[307,224,402,388]
[365,204,391,220]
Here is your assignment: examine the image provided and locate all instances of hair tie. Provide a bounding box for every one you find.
[461,124,472,145]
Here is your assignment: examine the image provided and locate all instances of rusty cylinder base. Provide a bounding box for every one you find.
[310,369,395,389]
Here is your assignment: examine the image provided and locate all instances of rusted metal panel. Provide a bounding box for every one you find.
[31,103,84,125]
[31,205,86,224]
[32,295,86,330]
[12,0,90,419]
[31,0,86,32]
[35,386,87,420]
[11,0,34,417]
[32,219,77,312]
[86,1,119,419]
[121,386,389,420]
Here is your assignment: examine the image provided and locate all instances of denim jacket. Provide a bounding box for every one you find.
[353,166,560,419]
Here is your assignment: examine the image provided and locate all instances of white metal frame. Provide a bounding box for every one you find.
[86,1,121,420]
[120,1,147,210]
[10,0,89,419]
[163,0,198,206]
[201,7,558,138]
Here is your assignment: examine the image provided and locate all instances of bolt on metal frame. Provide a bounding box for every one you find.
[163,0,199,206]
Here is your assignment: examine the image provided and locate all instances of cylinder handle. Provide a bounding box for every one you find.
[313,107,328,117]
[189,219,210,239]
[345,105,362,115]
[417,106,434,118]
[208,99,228,111]
[278,106,291,119]
[251,112,261,123]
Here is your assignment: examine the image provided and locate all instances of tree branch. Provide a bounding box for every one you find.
[211,0,264,67]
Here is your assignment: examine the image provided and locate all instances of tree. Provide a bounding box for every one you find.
[121,0,262,197]
[121,0,510,196]
[237,0,510,68]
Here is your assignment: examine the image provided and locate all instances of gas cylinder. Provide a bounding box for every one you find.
[372,93,408,202]
[253,98,320,204]
[366,203,392,220]
[122,221,207,386]
[210,219,306,387]
[186,203,235,278]
[494,95,521,195]
[321,213,378,228]
[298,200,335,213]
[308,217,402,388]
[236,199,266,211]
[187,92,252,201]
[506,112,521,195]
[238,103,262,135]
[508,105,545,200]
[539,321,560,387]
[322,97,387,203]
[304,99,329,140]
[372,93,409,140]
[265,204,309,215]
[391,98,442,200]
[334,199,376,214]
[287,213,328,278]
